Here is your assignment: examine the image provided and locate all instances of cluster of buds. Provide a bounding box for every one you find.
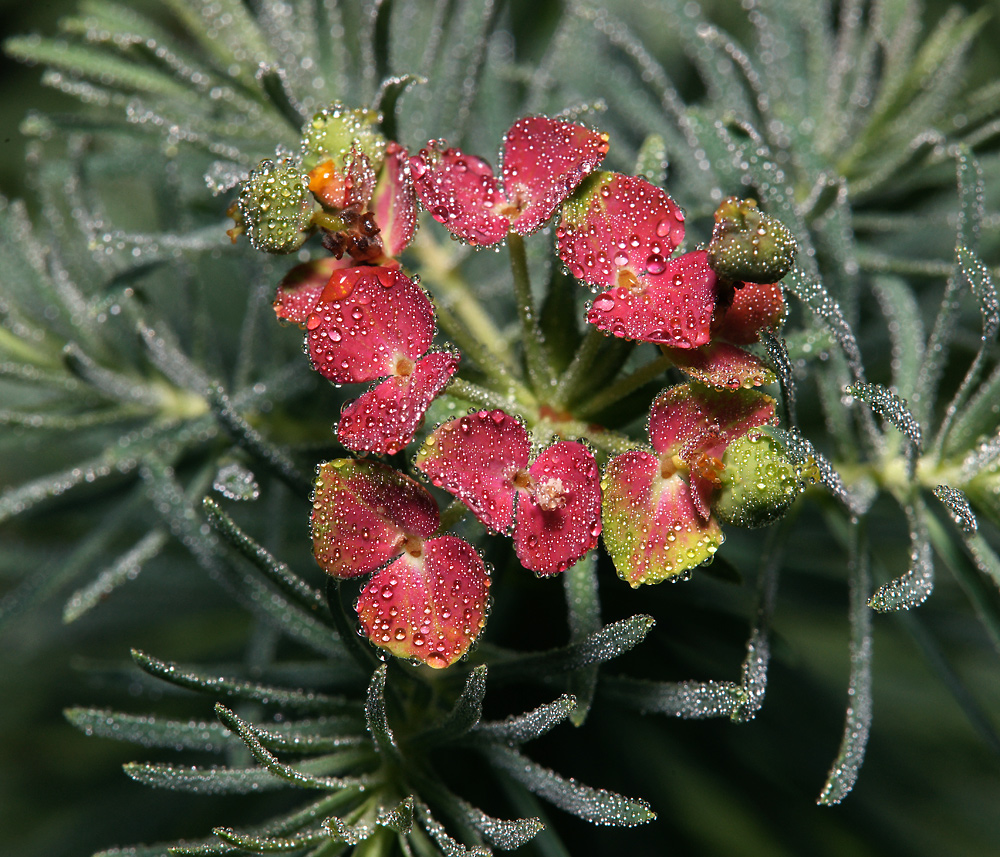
[233,105,814,668]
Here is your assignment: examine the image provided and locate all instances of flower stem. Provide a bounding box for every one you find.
[437,499,470,534]
[433,298,519,392]
[576,352,674,420]
[444,376,533,415]
[553,327,606,407]
[409,228,514,368]
[507,232,555,393]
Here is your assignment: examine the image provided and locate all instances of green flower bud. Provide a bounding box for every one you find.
[715,430,816,528]
[301,104,385,173]
[238,158,316,254]
[707,197,797,283]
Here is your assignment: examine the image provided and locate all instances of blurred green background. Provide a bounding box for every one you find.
[3,1,1000,856]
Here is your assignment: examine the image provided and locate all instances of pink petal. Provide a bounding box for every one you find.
[502,116,609,235]
[415,409,530,535]
[648,384,776,461]
[371,142,417,258]
[556,172,686,289]
[273,257,349,325]
[586,251,717,348]
[306,267,436,385]
[602,451,723,586]
[337,350,459,455]
[356,535,490,668]
[513,441,602,576]
[409,143,510,246]
[311,459,440,579]
[714,281,785,345]
[664,342,776,390]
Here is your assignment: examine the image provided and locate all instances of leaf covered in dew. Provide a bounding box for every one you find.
[311,459,440,579]
[306,266,436,385]
[557,171,686,289]
[514,440,603,576]
[585,250,717,348]
[415,409,531,535]
[356,535,490,668]
[336,349,459,455]
[300,103,385,174]
[601,449,723,586]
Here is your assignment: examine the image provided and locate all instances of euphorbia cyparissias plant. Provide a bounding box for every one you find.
[254,107,800,667]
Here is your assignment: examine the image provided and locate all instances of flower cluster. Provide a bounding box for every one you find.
[236,106,808,668]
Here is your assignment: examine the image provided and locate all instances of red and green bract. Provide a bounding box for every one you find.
[602,384,775,586]
[409,116,609,246]
[312,459,489,668]
[416,409,602,575]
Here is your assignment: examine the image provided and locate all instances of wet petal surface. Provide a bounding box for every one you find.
[409,143,509,246]
[371,142,417,258]
[513,441,602,575]
[311,459,440,579]
[306,267,436,385]
[337,350,459,455]
[356,535,490,668]
[601,450,722,587]
[714,281,785,345]
[415,409,530,535]
[273,257,347,325]
[557,172,686,289]
[664,342,776,390]
[586,251,717,348]
[502,116,608,235]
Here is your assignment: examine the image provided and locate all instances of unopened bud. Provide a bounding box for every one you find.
[238,158,316,254]
[707,197,797,284]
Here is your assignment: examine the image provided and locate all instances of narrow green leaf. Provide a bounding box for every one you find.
[415,800,491,857]
[487,615,654,683]
[131,649,354,713]
[847,382,923,453]
[869,501,934,611]
[215,704,372,791]
[364,664,397,755]
[471,695,577,746]
[871,276,925,400]
[376,796,414,834]
[818,526,873,805]
[562,552,600,725]
[759,329,797,426]
[413,665,487,746]
[634,133,667,186]
[484,744,655,827]
[211,826,330,853]
[63,529,168,623]
[933,485,977,535]
[66,708,233,752]
[456,799,543,851]
[124,761,292,795]
[321,816,373,845]
[202,497,327,613]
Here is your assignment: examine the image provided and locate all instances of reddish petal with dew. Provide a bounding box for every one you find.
[714,281,785,345]
[664,342,776,390]
[513,441,602,576]
[306,266,436,385]
[357,535,490,668]
[409,143,509,247]
[648,384,776,461]
[602,450,723,587]
[586,251,717,348]
[415,409,530,535]
[311,459,440,579]
[502,116,609,236]
[371,142,417,258]
[274,257,351,325]
[557,172,686,289]
[337,350,459,455]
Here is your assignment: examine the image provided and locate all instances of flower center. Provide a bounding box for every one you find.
[393,354,415,377]
[533,477,568,511]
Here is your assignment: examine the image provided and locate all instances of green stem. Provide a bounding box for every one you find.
[507,233,554,393]
[409,229,514,367]
[433,299,521,392]
[553,327,606,407]
[576,352,674,419]
[444,377,532,415]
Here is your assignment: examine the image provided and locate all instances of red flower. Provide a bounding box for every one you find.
[415,409,602,575]
[409,116,609,246]
[312,459,490,668]
[601,384,774,586]
[278,265,458,455]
